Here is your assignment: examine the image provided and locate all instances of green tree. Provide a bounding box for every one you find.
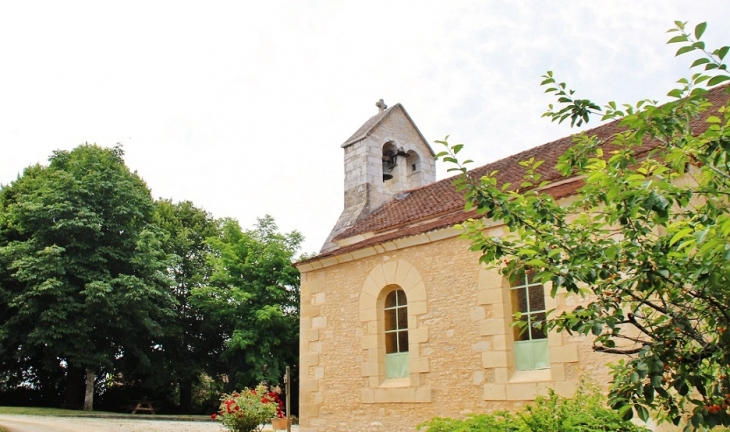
[152,199,223,412]
[438,22,730,430]
[0,144,175,411]
[192,216,301,391]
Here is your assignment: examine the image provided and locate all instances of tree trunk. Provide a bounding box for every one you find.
[180,379,193,413]
[82,368,94,411]
[63,365,84,409]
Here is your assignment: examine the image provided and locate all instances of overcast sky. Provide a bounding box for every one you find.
[2,1,729,254]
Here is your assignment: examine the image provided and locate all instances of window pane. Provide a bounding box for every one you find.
[511,287,528,314]
[515,340,550,370]
[532,339,550,369]
[530,312,547,340]
[385,291,397,308]
[397,289,407,306]
[385,352,409,378]
[508,268,526,286]
[397,306,408,330]
[398,330,409,353]
[513,315,530,341]
[514,341,534,371]
[384,309,396,331]
[525,269,537,284]
[528,284,545,311]
[385,332,397,354]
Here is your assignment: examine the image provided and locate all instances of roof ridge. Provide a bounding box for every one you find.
[341,104,399,148]
[340,103,436,156]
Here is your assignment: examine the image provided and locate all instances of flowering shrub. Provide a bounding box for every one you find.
[213,385,278,432]
[262,389,285,418]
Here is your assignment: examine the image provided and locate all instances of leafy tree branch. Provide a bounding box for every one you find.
[440,21,730,430]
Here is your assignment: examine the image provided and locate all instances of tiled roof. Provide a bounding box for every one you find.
[304,85,730,265]
[303,178,585,263]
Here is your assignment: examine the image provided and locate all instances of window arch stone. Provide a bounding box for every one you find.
[358,259,431,403]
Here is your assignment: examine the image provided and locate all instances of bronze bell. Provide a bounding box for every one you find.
[382,160,393,181]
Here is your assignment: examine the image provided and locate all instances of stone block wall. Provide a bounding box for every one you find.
[297,230,619,432]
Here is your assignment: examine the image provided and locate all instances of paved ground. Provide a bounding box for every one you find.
[0,415,299,432]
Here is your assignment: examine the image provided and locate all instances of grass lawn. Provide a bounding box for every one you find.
[0,406,211,421]
[0,406,120,416]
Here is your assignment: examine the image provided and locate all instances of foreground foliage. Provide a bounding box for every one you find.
[439,21,730,429]
[419,383,648,432]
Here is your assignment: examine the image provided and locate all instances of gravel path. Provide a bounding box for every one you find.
[0,415,298,432]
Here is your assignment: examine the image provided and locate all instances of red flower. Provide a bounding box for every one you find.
[266,391,285,417]
[222,399,240,414]
[210,413,217,419]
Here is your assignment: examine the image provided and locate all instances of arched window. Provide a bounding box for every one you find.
[384,288,409,379]
[510,269,550,370]
[406,150,420,174]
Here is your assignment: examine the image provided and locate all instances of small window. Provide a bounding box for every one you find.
[406,151,420,175]
[384,289,409,378]
[510,269,550,370]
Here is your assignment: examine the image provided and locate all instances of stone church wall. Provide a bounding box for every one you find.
[297,228,618,432]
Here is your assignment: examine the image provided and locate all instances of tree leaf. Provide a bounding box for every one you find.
[670,228,693,246]
[695,22,707,40]
[668,89,683,98]
[717,46,729,60]
[708,75,730,86]
[667,35,689,44]
[676,46,696,56]
[691,58,710,68]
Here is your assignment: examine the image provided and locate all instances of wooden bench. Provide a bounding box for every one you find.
[130,400,156,414]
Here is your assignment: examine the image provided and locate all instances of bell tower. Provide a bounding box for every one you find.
[321,99,436,253]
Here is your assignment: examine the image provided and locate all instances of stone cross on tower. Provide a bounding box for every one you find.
[376,99,388,112]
